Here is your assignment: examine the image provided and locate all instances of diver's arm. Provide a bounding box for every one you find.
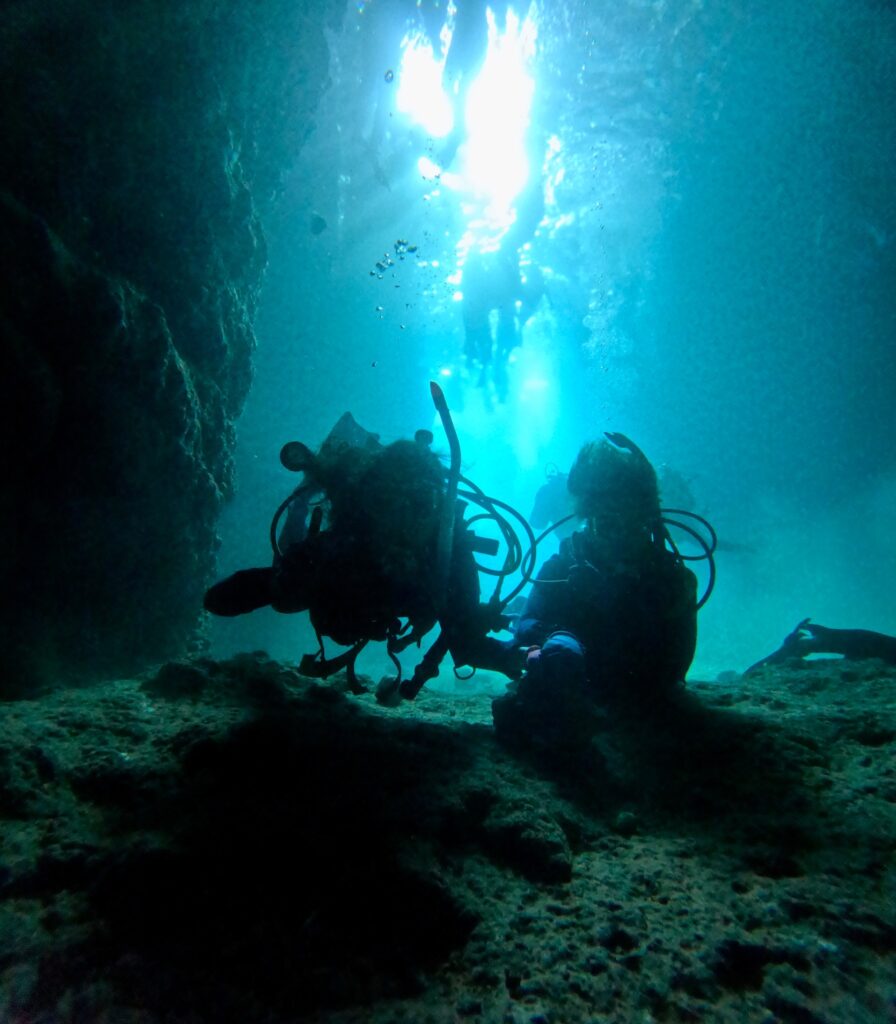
[515,551,571,648]
[746,619,896,674]
[663,563,699,683]
[800,624,896,664]
[425,531,527,684]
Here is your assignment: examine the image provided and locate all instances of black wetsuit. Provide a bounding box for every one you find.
[515,532,698,694]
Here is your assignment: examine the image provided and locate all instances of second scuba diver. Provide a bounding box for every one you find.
[493,434,705,744]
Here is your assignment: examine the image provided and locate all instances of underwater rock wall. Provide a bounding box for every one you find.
[0,2,341,690]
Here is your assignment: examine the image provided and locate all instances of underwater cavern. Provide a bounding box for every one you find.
[1,2,894,1022]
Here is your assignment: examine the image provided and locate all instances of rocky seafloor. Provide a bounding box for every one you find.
[1,654,894,1023]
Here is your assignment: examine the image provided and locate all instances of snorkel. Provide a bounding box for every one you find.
[430,380,461,611]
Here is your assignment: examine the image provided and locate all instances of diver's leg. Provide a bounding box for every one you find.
[525,631,587,683]
[493,310,520,401]
[495,308,520,357]
[492,631,586,708]
[462,320,491,378]
[448,633,523,678]
[204,568,274,617]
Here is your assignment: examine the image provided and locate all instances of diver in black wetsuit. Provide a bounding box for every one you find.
[493,434,700,741]
[461,245,526,399]
[204,387,523,697]
[460,132,546,401]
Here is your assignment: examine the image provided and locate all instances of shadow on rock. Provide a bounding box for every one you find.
[496,685,821,864]
[79,671,480,1020]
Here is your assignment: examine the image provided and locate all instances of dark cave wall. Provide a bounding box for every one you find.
[0,1,342,690]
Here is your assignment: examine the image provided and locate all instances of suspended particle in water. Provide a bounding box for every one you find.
[384,69,394,83]
[375,305,384,312]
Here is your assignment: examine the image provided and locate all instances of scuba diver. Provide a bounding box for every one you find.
[460,137,546,402]
[204,382,525,700]
[745,619,896,674]
[461,245,528,401]
[493,434,716,742]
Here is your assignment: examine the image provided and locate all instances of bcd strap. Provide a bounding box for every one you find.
[299,637,369,694]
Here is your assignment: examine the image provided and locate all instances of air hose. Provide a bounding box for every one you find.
[659,508,717,609]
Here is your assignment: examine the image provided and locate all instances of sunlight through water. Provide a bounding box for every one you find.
[398,4,538,222]
[462,7,537,220]
[396,29,453,137]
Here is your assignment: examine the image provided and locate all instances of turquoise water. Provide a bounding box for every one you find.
[211,0,895,682]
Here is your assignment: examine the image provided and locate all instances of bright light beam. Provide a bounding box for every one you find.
[463,7,537,216]
[397,6,538,218]
[396,32,454,138]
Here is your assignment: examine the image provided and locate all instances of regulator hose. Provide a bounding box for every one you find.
[660,508,717,609]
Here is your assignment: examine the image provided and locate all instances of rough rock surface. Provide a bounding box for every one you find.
[0,3,340,688]
[0,194,225,686]
[0,656,893,1022]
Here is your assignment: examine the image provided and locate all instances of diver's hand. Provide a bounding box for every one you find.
[523,645,542,669]
[780,618,826,657]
